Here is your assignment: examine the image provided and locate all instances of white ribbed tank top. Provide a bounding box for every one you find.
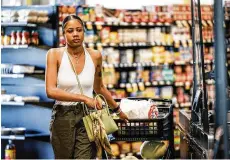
[55,47,95,105]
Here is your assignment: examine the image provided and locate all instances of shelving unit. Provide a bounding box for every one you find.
[1,132,50,140]
[1,22,37,27]
[1,5,57,159]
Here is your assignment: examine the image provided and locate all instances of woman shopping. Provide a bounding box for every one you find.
[45,15,128,159]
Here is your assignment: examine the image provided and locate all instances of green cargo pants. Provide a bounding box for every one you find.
[49,103,97,159]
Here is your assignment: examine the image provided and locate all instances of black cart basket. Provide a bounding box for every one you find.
[111,98,174,159]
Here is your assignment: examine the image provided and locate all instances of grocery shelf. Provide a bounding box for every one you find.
[1,45,51,50]
[103,62,173,68]
[1,135,25,140]
[1,22,37,27]
[1,71,45,79]
[105,81,173,89]
[1,74,25,78]
[1,101,25,106]
[174,81,192,87]
[59,21,172,27]
[1,101,54,106]
[1,133,50,140]
[1,45,29,49]
[85,42,173,48]
[103,61,213,69]
[1,22,53,28]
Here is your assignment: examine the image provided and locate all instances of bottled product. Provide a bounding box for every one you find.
[1,30,4,45]
[10,31,16,45]
[16,31,22,45]
[31,30,39,45]
[21,30,30,45]
[3,35,10,46]
[5,140,16,160]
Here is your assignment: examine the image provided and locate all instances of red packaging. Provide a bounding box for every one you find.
[132,11,141,23]
[141,11,149,22]
[123,11,132,23]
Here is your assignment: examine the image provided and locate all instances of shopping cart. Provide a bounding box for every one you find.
[109,97,174,159]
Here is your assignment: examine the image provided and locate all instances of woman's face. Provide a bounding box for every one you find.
[64,19,84,47]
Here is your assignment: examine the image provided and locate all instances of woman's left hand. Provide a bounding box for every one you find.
[118,111,129,123]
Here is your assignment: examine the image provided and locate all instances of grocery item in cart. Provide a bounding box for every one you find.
[120,98,159,119]
[148,104,159,119]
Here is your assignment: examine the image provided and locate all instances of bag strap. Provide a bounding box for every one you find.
[66,49,84,95]
[66,48,88,115]
[94,94,111,116]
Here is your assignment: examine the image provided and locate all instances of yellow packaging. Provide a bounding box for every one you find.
[5,149,16,160]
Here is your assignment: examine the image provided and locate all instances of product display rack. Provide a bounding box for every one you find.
[1,5,58,159]
[1,5,57,102]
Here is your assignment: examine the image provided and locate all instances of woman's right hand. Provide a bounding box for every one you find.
[84,97,102,110]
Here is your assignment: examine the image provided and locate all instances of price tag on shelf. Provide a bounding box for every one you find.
[159,81,165,85]
[120,22,128,26]
[9,135,16,139]
[131,22,138,26]
[148,22,154,26]
[106,21,112,25]
[152,81,158,86]
[165,22,170,26]
[175,82,184,87]
[88,43,94,47]
[107,84,114,89]
[120,83,125,88]
[132,42,137,46]
[140,22,146,26]
[114,64,118,68]
[185,81,191,86]
[110,43,116,46]
[145,81,151,86]
[102,43,108,47]
[124,43,128,47]
[156,22,163,26]
[113,21,118,26]
[119,43,124,47]
[166,81,172,85]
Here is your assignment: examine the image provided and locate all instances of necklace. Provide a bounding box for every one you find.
[73,52,82,64]
[66,48,83,65]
